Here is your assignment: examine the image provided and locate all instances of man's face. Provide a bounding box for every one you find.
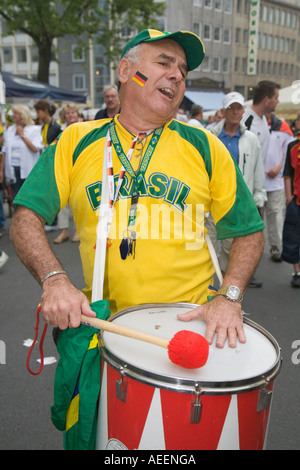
[265,88,280,113]
[121,39,188,125]
[224,103,244,126]
[104,88,119,111]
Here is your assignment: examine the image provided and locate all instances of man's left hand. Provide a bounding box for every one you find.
[177,295,246,348]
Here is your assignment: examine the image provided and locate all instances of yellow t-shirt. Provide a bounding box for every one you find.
[14,116,264,314]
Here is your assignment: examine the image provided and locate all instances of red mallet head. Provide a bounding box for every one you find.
[167,330,209,369]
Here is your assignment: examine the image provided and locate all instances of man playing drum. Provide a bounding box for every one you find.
[10,29,264,349]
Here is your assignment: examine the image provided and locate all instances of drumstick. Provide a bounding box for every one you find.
[81,314,209,369]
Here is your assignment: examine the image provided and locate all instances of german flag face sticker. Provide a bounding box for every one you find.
[132,71,148,87]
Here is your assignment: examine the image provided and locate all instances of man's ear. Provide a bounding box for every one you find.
[118,58,133,84]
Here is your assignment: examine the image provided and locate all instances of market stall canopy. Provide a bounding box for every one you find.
[1,71,86,103]
[183,90,225,112]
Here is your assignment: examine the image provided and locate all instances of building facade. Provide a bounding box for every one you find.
[1,0,300,107]
[232,0,300,99]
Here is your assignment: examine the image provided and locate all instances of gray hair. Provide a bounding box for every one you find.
[123,44,142,63]
[103,84,118,93]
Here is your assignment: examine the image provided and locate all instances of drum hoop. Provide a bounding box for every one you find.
[100,303,282,396]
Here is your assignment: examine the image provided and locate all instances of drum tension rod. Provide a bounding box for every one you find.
[257,378,272,413]
[190,383,202,424]
[116,366,128,403]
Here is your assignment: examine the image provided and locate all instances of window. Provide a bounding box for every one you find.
[235,28,241,44]
[71,45,85,63]
[242,58,247,73]
[204,24,212,40]
[268,35,273,51]
[214,26,221,42]
[193,22,201,37]
[280,37,284,52]
[262,5,268,22]
[285,39,290,53]
[244,0,250,16]
[204,0,212,7]
[73,74,86,91]
[201,56,210,71]
[284,63,289,77]
[269,7,274,23]
[234,57,239,72]
[275,8,280,25]
[291,39,296,53]
[215,0,222,10]
[224,0,232,13]
[290,64,294,76]
[3,47,13,64]
[223,58,230,73]
[193,0,201,5]
[224,28,231,43]
[213,57,220,72]
[16,47,26,63]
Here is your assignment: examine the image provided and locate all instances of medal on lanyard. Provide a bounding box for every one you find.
[108,122,163,259]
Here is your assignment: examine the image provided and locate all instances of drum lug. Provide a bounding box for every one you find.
[257,384,272,412]
[190,383,202,424]
[116,367,128,403]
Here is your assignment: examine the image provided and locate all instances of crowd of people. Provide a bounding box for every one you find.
[0,101,86,269]
[1,28,299,450]
[177,81,299,288]
[0,32,299,295]
[0,82,300,289]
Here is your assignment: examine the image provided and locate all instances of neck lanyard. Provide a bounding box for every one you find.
[106,121,163,258]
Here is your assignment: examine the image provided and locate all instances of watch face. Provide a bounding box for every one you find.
[227,286,240,300]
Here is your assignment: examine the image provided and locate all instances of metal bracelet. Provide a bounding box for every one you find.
[40,270,68,286]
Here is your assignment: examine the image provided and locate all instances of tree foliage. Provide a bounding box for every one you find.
[98,0,166,68]
[0,0,165,83]
[0,0,104,82]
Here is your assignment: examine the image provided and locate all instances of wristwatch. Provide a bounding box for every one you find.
[217,286,244,302]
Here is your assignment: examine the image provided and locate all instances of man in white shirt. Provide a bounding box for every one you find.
[242,81,280,286]
[242,80,280,164]
[188,104,204,128]
[264,114,294,261]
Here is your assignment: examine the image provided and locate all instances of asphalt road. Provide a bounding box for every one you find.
[0,216,299,450]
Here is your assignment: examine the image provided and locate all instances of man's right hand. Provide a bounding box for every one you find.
[40,275,95,330]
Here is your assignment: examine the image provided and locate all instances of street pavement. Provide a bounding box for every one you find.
[0,216,299,450]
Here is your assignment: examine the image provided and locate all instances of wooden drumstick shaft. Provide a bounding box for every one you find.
[81,314,169,349]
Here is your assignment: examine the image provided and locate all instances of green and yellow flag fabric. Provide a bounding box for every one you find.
[51,300,110,450]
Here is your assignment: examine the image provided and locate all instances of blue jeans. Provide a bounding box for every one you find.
[281,197,300,264]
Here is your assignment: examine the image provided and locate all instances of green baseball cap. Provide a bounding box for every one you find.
[121,29,205,71]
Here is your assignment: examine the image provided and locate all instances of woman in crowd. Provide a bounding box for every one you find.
[34,100,61,147]
[1,104,43,199]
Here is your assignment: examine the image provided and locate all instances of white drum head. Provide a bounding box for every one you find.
[100,304,281,393]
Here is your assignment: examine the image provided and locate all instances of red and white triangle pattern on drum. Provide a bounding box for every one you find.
[97,363,273,450]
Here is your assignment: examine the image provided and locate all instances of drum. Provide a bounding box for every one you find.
[96,303,281,450]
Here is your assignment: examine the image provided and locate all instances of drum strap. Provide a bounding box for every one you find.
[92,131,111,303]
